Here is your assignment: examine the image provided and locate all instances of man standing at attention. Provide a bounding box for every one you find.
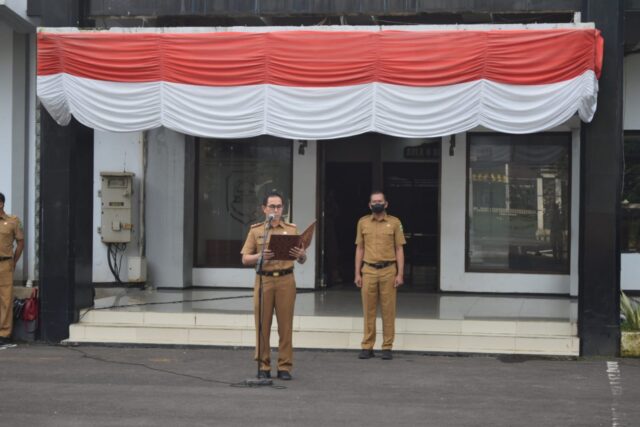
[354,191,405,360]
[241,191,306,380]
[0,192,24,346]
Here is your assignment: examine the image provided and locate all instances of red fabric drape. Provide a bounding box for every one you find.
[37,29,603,87]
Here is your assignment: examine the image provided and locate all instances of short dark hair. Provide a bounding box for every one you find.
[369,191,386,202]
[0,192,4,204]
[262,190,284,206]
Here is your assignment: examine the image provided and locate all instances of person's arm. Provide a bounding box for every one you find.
[354,244,364,288]
[241,228,274,266]
[242,249,275,266]
[242,252,259,266]
[394,245,404,288]
[13,240,24,271]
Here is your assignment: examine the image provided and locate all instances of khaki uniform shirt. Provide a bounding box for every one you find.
[355,213,406,263]
[0,212,24,258]
[241,220,299,271]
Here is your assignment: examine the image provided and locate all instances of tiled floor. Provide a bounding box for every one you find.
[93,286,577,322]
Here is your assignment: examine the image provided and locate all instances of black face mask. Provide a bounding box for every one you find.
[370,203,385,214]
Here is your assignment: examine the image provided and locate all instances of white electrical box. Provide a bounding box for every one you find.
[128,256,147,283]
[100,172,135,243]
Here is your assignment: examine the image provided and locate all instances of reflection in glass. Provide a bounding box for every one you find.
[622,133,640,252]
[195,137,292,268]
[467,134,570,273]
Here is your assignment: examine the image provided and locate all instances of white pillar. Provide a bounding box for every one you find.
[146,128,192,288]
[0,23,28,281]
[291,140,317,289]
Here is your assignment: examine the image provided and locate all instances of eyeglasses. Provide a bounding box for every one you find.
[267,204,284,210]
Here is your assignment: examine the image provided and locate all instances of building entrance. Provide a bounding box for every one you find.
[319,133,440,292]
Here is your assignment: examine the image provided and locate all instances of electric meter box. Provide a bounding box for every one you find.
[100,172,135,243]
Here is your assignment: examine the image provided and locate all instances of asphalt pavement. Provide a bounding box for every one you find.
[1,344,639,427]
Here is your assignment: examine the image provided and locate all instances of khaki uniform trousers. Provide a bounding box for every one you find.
[361,264,397,350]
[0,260,14,338]
[253,273,296,372]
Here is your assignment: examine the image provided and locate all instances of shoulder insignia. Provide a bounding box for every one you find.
[250,222,263,229]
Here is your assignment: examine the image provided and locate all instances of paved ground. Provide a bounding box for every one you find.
[1,344,639,427]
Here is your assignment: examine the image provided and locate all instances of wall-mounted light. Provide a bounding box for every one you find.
[298,140,308,155]
[449,135,456,156]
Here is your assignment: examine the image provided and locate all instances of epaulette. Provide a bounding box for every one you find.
[250,222,264,229]
[284,221,296,228]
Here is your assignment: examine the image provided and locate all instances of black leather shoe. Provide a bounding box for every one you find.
[277,370,292,380]
[381,350,393,360]
[257,370,271,379]
[358,349,374,359]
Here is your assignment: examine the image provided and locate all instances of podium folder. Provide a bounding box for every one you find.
[268,220,316,260]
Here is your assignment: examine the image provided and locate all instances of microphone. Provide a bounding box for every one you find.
[267,214,275,228]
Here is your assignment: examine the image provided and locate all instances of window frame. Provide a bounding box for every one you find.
[193,137,294,268]
[622,130,640,254]
[465,132,572,275]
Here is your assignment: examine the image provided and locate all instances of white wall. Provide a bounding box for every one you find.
[92,131,144,283]
[92,128,195,288]
[440,126,580,295]
[622,254,640,291]
[0,1,38,284]
[0,23,15,214]
[0,22,30,282]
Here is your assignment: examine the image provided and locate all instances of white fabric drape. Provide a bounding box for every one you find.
[38,72,598,139]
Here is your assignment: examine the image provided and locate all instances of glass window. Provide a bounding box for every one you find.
[195,137,292,268]
[467,133,571,273]
[622,132,640,253]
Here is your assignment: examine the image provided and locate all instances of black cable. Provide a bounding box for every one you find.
[62,346,286,389]
[107,243,124,285]
[116,243,127,279]
[78,288,319,321]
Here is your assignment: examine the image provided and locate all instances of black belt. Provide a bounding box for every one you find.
[0,256,12,262]
[364,261,396,269]
[257,268,294,277]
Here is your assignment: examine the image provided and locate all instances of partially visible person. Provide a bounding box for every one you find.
[241,191,306,380]
[0,192,24,346]
[354,191,406,360]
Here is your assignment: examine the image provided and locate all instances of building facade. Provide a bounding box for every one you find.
[10,1,638,356]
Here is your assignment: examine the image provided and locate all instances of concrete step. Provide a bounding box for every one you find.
[68,310,579,356]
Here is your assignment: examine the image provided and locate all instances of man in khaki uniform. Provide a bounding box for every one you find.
[241,191,306,381]
[354,191,405,360]
[0,192,24,345]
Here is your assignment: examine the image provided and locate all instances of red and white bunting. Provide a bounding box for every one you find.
[37,28,603,139]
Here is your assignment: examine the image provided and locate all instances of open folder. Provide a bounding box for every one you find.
[267,220,317,261]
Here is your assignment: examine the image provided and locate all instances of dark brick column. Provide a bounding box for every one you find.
[578,0,624,356]
[38,0,94,342]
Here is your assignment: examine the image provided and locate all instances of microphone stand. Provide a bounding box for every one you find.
[245,217,273,386]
